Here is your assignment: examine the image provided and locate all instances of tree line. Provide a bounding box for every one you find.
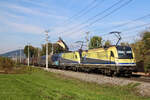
[131,31,150,72]
[23,37,111,58]
[24,43,66,58]
[88,36,111,49]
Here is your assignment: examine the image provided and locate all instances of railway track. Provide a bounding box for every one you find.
[36,65,150,83]
[120,73,150,83]
[129,76,150,83]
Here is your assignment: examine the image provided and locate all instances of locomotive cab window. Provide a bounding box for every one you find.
[116,46,133,59]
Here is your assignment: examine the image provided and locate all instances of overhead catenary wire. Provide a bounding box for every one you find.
[100,22,150,42]
[122,22,150,32]
[89,0,133,26]
[63,0,97,24]
[73,0,105,20]
[94,25,148,45]
[98,13,150,37]
[97,16,150,37]
[65,0,149,46]
[93,12,150,34]
[66,0,133,36]
[61,0,124,34]
[105,23,150,36]
[112,14,150,29]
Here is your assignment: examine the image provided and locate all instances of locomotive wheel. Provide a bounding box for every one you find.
[113,71,120,77]
[104,69,112,76]
[101,69,105,75]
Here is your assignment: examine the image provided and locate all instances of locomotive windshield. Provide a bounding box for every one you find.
[116,46,133,59]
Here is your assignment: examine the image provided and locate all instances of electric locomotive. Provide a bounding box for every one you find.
[51,45,136,76]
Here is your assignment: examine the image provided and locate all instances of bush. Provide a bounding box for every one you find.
[0,57,15,73]
[144,55,150,74]
[145,62,150,74]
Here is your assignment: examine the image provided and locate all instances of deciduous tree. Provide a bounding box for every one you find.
[104,40,111,47]
[24,45,36,58]
[89,36,102,49]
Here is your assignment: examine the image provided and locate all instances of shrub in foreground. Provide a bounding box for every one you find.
[0,57,15,73]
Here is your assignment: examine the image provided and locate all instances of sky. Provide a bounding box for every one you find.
[0,0,150,54]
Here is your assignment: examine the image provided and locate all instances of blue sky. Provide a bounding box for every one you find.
[0,0,150,54]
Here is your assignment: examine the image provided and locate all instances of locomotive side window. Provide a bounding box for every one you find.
[110,51,114,57]
[75,55,77,59]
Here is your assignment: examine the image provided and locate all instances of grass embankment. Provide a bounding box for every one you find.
[0,67,150,100]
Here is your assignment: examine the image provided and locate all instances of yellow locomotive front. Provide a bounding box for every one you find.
[109,46,136,76]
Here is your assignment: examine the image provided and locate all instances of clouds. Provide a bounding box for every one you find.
[0,0,65,53]
[0,1,69,35]
[0,0,85,54]
[1,2,67,20]
[8,21,44,34]
[0,14,44,34]
[21,0,49,8]
[0,0,150,54]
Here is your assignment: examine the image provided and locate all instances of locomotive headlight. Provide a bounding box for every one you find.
[116,62,119,64]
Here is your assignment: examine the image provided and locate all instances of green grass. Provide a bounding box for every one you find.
[0,67,149,100]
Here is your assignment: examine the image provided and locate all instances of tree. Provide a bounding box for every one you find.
[24,45,37,58]
[41,43,66,56]
[142,31,150,50]
[120,42,129,46]
[131,31,150,73]
[104,40,111,47]
[33,47,41,58]
[89,36,102,49]
[131,41,145,62]
[41,43,52,56]
[141,31,150,72]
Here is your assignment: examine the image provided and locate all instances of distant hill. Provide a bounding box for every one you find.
[0,49,25,58]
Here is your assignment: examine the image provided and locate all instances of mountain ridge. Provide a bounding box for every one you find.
[0,49,25,58]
